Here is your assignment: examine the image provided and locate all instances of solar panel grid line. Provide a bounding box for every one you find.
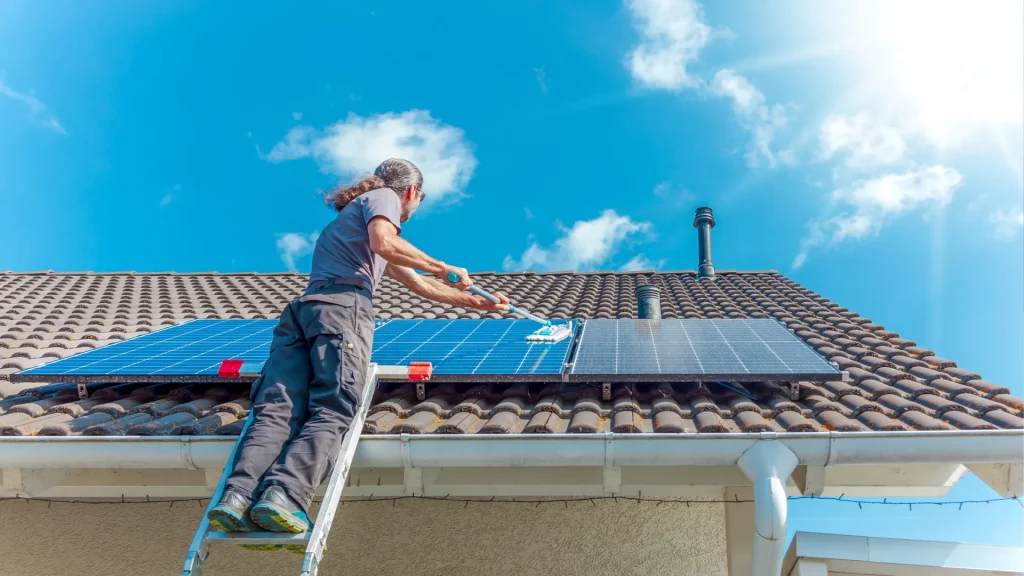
[373,319,424,351]
[746,319,794,373]
[397,320,456,365]
[438,321,483,363]
[647,321,663,373]
[680,319,704,374]
[474,321,517,373]
[513,343,535,374]
[614,320,619,374]
[709,319,750,374]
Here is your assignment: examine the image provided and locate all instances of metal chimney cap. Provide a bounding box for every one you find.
[693,207,715,228]
[634,284,662,320]
[634,284,661,298]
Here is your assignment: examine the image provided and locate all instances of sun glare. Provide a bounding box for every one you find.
[826,0,1023,146]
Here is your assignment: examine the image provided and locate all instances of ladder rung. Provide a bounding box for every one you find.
[205,532,311,545]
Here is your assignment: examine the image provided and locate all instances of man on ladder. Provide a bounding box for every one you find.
[204,159,509,533]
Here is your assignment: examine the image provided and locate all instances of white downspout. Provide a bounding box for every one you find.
[737,439,799,576]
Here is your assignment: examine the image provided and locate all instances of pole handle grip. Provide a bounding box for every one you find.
[468,285,501,304]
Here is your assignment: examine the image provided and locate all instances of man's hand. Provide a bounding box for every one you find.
[442,265,473,291]
[467,291,511,313]
[385,263,509,312]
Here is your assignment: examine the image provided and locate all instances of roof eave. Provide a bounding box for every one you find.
[1,430,1019,470]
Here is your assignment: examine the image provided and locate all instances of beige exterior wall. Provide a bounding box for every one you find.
[0,498,728,576]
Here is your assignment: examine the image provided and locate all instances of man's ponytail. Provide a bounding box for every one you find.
[323,158,423,212]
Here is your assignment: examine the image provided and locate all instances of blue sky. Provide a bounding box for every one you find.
[2,0,1022,548]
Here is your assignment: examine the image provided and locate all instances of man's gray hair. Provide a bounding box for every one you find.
[374,158,423,195]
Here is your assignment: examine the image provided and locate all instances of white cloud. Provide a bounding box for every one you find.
[266,110,477,203]
[503,210,652,272]
[524,207,533,220]
[618,253,666,272]
[793,165,962,267]
[159,184,180,208]
[0,79,65,134]
[532,67,548,93]
[624,0,716,91]
[820,113,906,168]
[710,69,790,167]
[292,112,302,121]
[990,207,1024,240]
[276,231,320,272]
[653,180,697,207]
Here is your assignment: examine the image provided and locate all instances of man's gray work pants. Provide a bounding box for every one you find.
[223,284,374,514]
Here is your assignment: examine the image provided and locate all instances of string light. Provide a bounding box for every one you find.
[1,494,1020,511]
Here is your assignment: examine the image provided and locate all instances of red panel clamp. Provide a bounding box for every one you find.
[408,361,433,381]
[218,359,244,379]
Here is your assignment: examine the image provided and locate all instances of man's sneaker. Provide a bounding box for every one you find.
[250,486,310,533]
[207,489,259,533]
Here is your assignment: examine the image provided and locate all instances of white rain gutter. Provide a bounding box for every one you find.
[2,430,1021,576]
[0,430,1019,469]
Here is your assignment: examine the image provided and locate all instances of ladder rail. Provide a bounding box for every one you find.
[182,411,256,576]
[298,363,380,576]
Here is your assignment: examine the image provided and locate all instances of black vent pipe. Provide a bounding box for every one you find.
[693,207,716,280]
[635,284,662,320]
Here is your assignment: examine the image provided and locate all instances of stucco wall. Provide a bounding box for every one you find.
[0,498,728,576]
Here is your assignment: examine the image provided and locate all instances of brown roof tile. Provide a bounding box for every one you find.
[0,271,1018,436]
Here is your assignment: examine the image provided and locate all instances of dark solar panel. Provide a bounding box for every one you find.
[568,319,840,382]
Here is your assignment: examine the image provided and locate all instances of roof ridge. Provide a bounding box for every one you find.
[0,270,781,277]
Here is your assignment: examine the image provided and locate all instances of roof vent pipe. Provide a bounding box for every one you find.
[635,284,662,320]
[693,207,716,280]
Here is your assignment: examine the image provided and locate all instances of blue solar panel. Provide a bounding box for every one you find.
[15,318,575,383]
[18,319,276,381]
[568,319,840,382]
[371,319,574,381]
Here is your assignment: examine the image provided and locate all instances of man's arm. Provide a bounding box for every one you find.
[367,217,472,290]
[384,263,510,312]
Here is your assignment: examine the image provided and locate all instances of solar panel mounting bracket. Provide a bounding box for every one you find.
[76,380,87,401]
[601,382,611,401]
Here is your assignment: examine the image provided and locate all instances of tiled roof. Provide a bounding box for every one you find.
[0,271,1021,437]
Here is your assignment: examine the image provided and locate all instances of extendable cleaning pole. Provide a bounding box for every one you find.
[446,272,572,343]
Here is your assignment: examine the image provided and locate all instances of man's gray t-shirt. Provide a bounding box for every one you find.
[307,188,402,294]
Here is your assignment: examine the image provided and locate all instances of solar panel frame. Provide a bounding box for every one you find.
[567,318,841,383]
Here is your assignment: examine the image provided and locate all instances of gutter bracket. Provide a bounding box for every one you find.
[737,440,799,576]
[181,437,198,470]
[401,433,423,496]
[603,433,621,495]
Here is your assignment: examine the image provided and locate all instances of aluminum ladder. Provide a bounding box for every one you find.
[181,361,433,576]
